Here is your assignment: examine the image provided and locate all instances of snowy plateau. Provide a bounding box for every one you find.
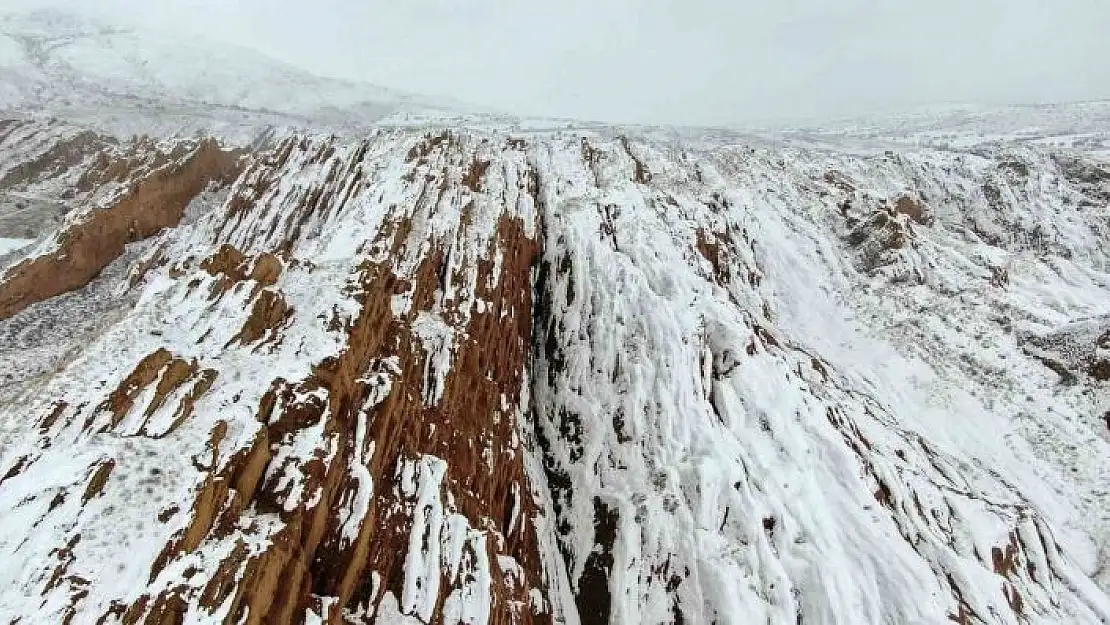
[1,9,1110,625]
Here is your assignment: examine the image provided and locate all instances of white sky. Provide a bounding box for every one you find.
[7,0,1110,125]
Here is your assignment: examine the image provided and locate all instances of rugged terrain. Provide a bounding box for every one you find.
[1,10,1110,625]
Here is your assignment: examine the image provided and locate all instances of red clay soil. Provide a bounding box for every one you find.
[0,139,242,320]
[124,144,552,625]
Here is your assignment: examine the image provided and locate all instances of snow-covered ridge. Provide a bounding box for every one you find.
[0,113,1107,625]
[0,13,1109,623]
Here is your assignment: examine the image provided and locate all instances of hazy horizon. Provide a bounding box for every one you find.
[4,0,1109,127]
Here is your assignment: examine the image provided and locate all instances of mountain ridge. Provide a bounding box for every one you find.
[0,10,1108,625]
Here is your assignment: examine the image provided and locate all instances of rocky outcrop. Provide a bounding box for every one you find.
[894,194,932,225]
[43,132,564,625]
[1019,318,1110,384]
[1,126,1110,625]
[0,136,242,319]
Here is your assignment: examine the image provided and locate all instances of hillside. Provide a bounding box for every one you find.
[0,10,462,134]
[0,11,1109,625]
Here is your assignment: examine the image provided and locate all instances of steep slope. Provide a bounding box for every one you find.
[0,116,244,403]
[0,118,1108,625]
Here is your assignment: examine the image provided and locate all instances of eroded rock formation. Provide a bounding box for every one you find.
[0,135,242,319]
[1,123,1110,625]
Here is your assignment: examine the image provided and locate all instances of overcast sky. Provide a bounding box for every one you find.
[7,0,1110,125]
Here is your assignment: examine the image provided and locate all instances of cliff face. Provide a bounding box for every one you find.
[0,120,1109,625]
[0,133,242,320]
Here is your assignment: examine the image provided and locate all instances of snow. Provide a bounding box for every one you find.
[0,33,22,66]
[0,9,464,134]
[411,311,455,406]
[0,27,1108,621]
[400,455,448,622]
[0,237,31,255]
[526,131,1110,624]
